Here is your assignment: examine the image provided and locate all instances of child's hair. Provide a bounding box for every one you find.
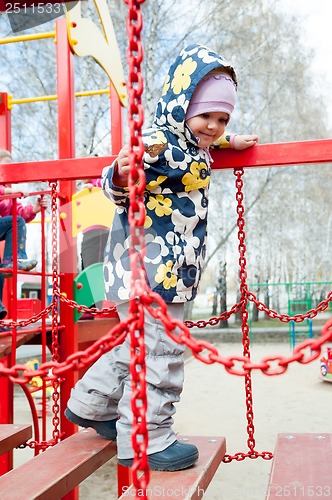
[0,149,12,161]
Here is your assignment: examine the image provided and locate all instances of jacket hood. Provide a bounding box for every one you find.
[152,43,237,140]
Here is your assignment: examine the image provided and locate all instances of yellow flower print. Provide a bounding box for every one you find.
[162,75,170,96]
[146,175,167,192]
[144,214,152,228]
[155,260,177,289]
[171,58,197,95]
[182,162,210,192]
[146,130,167,145]
[147,194,172,217]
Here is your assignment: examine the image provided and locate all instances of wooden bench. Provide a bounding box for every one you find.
[119,435,226,500]
[0,424,32,456]
[0,429,117,500]
[266,433,332,499]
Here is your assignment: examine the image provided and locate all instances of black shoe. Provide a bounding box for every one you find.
[64,408,117,440]
[118,440,199,471]
[0,302,7,320]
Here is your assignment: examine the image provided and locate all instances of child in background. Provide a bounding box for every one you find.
[80,178,109,273]
[0,149,47,293]
[65,43,258,471]
[79,177,109,319]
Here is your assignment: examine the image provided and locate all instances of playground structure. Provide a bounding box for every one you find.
[0,1,332,499]
[247,281,332,348]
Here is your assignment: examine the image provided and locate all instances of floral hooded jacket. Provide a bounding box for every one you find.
[102,43,236,303]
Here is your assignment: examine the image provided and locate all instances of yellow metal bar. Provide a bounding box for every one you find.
[10,95,57,106]
[29,218,52,224]
[10,88,110,106]
[75,89,110,98]
[0,32,55,45]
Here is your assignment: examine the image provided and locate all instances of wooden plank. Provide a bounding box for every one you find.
[0,317,119,359]
[119,435,226,500]
[0,429,117,500]
[0,330,40,360]
[77,317,120,344]
[266,433,332,499]
[0,424,32,456]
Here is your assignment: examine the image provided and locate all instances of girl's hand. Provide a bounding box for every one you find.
[233,135,259,150]
[113,145,130,187]
[33,196,48,214]
[117,145,130,175]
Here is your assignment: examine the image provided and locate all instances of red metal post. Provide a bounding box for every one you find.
[0,93,12,319]
[0,91,13,475]
[55,18,79,444]
[0,360,13,474]
[110,84,123,155]
[0,92,12,151]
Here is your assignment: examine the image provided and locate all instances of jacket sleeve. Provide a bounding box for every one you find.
[84,178,102,188]
[212,133,237,149]
[102,130,161,207]
[91,178,102,188]
[102,161,129,209]
[16,203,36,223]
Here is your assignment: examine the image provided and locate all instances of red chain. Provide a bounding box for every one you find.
[125,0,150,495]
[49,181,62,443]
[1,52,332,476]
[234,168,257,458]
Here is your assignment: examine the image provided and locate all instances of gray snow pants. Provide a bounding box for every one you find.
[67,302,185,459]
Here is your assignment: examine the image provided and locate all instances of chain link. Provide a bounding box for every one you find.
[124,0,150,494]
[49,181,62,443]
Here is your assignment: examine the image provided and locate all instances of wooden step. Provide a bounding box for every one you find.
[0,424,32,456]
[0,317,120,360]
[266,433,332,499]
[0,329,40,360]
[0,429,117,499]
[119,435,226,500]
[77,317,120,344]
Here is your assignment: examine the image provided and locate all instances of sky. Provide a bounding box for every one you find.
[278,0,332,126]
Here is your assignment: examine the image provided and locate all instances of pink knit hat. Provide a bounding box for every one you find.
[186,71,237,121]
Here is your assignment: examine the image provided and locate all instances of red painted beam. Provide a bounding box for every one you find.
[211,139,332,169]
[0,156,116,184]
[1,139,332,186]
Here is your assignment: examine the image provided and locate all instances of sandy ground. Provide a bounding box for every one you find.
[13,340,332,499]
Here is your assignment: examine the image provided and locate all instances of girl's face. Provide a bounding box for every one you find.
[186,111,229,148]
